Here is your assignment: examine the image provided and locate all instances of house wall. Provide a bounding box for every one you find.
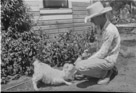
[72,2,92,33]
[23,0,93,38]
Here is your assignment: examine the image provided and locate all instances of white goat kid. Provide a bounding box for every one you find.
[32,59,76,91]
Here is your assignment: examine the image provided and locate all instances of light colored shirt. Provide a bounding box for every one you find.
[88,20,121,64]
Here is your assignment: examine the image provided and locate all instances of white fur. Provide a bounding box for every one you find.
[32,59,76,91]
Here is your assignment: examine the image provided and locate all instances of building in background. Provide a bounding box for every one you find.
[23,0,136,38]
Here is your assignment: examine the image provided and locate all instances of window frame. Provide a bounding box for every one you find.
[40,0,72,15]
[43,0,69,9]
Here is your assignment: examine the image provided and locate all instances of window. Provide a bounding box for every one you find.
[43,0,69,8]
[41,0,72,20]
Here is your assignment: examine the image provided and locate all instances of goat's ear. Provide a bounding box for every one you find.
[63,63,69,69]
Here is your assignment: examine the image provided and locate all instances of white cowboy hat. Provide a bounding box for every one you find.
[84,2,112,23]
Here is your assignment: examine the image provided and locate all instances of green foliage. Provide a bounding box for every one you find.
[36,29,96,67]
[1,0,36,84]
[1,0,32,32]
[100,0,136,24]
[109,0,136,11]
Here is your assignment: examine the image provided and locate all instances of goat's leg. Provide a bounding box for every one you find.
[32,75,41,91]
[61,79,72,85]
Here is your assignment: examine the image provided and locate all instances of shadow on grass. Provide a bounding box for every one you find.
[76,77,98,88]
[76,68,118,88]
[37,80,67,89]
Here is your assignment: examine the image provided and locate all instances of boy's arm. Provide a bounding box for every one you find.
[89,30,114,59]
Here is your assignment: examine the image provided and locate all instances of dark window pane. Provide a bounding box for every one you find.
[43,0,68,8]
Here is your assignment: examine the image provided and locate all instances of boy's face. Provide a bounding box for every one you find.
[91,15,103,26]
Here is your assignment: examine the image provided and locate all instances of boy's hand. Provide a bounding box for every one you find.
[81,52,91,60]
[74,50,91,65]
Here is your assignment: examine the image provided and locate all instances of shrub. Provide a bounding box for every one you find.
[36,28,96,67]
[1,0,37,84]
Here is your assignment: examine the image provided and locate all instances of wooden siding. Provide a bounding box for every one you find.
[72,2,92,32]
[28,1,92,38]
[37,19,73,26]
[24,0,43,11]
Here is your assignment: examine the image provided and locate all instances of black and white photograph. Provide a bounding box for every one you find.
[1,0,136,92]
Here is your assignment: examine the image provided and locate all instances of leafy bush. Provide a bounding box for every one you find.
[1,0,37,84]
[1,0,32,32]
[1,28,96,84]
[36,29,96,67]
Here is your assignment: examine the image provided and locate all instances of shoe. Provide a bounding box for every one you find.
[112,66,118,76]
[97,69,113,85]
[110,66,118,80]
